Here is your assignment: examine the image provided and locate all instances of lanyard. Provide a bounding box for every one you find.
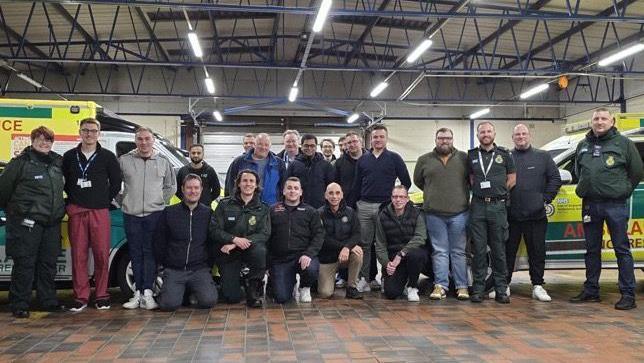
[76,150,97,179]
[478,150,495,180]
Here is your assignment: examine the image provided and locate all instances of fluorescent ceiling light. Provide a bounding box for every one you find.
[347,113,359,123]
[598,43,644,66]
[16,73,43,88]
[406,39,433,63]
[204,77,215,94]
[288,87,299,102]
[312,0,333,32]
[188,32,203,58]
[469,108,490,119]
[369,82,389,98]
[213,110,223,122]
[519,83,549,99]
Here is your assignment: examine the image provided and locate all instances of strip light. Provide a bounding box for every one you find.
[406,39,433,63]
[288,87,299,102]
[519,83,549,99]
[213,110,223,122]
[369,82,389,98]
[347,113,359,123]
[469,108,490,119]
[188,32,203,58]
[312,0,333,32]
[598,43,644,66]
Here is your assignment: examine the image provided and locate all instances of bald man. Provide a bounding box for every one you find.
[317,183,363,299]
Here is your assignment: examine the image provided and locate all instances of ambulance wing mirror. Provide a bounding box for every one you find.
[559,169,573,184]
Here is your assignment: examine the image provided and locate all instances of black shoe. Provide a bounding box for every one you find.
[246,298,263,308]
[569,291,601,303]
[12,310,29,319]
[69,300,88,313]
[614,295,637,310]
[495,294,510,304]
[346,287,363,300]
[42,304,66,313]
[470,294,483,303]
[95,298,111,310]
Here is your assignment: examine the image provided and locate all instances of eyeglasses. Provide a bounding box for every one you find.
[301,144,317,148]
[436,137,453,141]
[81,129,99,134]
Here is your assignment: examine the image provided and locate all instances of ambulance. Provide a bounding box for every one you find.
[0,98,189,294]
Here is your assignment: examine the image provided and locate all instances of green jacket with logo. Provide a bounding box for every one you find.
[0,147,65,225]
[209,194,271,248]
[575,127,643,200]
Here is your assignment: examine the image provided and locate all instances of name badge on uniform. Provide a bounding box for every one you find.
[592,145,602,157]
[480,181,491,189]
[80,180,92,189]
[227,217,236,221]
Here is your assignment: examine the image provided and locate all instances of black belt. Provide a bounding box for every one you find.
[474,195,506,203]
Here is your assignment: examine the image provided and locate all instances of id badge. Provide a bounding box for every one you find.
[77,178,85,186]
[592,145,602,157]
[80,180,92,188]
[480,181,491,189]
[583,215,591,223]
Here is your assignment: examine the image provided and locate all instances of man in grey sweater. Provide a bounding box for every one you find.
[413,127,470,301]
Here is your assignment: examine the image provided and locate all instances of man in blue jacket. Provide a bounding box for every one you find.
[155,174,218,311]
[225,133,286,206]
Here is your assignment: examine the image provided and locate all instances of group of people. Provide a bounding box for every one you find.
[0,107,640,319]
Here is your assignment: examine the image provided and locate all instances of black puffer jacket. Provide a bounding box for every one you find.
[318,201,361,264]
[287,152,335,208]
[268,202,324,263]
[155,202,212,271]
[0,147,65,226]
[210,194,271,248]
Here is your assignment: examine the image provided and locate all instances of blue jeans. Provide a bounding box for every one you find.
[426,211,469,290]
[582,200,635,297]
[270,256,320,303]
[123,212,162,292]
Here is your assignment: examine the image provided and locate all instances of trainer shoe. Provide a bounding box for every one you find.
[141,289,158,310]
[356,277,371,292]
[488,286,510,299]
[429,285,446,300]
[456,288,470,301]
[569,291,601,303]
[335,278,347,288]
[298,287,312,303]
[95,298,111,310]
[406,287,420,302]
[614,295,636,310]
[532,285,552,302]
[69,300,87,313]
[369,279,381,290]
[123,290,141,309]
[345,287,363,300]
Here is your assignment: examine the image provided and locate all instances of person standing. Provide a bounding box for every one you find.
[287,134,335,208]
[211,169,270,307]
[317,183,363,299]
[570,108,643,310]
[119,127,177,310]
[467,122,516,304]
[375,186,428,301]
[267,177,324,303]
[242,133,256,153]
[0,126,66,318]
[155,174,218,311]
[320,138,337,163]
[277,129,301,169]
[350,125,412,292]
[505,124,561,302]
[176,144,221,208]
[225,133,286,206]
[413,127,470,301]
[62,118,122,312]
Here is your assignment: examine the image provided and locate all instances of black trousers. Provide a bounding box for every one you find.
[216,243,266,303]
[506,218,547,286]
[6,217,61,311]
[382,247,428,299]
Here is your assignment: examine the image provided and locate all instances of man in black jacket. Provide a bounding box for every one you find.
[318,183,363,299]
[176,144,221,208]
[268,177,324,303]
[499,124,561,302]
[211,169,270,307]
[287,134,335,208]
[155,174,218,311]
[62,118,122,312]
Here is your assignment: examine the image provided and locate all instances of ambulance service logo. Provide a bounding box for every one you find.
[606,155,615,167]
[495,155,503,164]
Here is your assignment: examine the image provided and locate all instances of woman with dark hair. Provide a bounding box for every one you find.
[210,169,270,307]
[0,126,66,318]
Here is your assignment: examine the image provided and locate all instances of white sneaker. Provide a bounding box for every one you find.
[406,287,420,302]
[429,284,446,300]
[488,286,510,299]
[335,278,346,288]
[298,287,312,303]
[141,289,158,310]
[356,277,371,292]
[532,285,552,302]
[123,291,141,309]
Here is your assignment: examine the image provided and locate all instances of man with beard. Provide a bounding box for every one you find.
[467,122,516,304]
[413,127,470,301]
[287,134,335,208]
[176,144,221,208]
[242,133,256,153]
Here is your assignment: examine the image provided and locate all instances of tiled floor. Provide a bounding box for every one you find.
[0,270,642,362]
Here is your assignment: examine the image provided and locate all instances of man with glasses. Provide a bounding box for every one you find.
[414,128,470,301]
[62,118,122,312]
[287,134,335,208]
[277,130,301,169]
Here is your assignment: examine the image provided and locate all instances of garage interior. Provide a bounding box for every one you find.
[0,0,643,361]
